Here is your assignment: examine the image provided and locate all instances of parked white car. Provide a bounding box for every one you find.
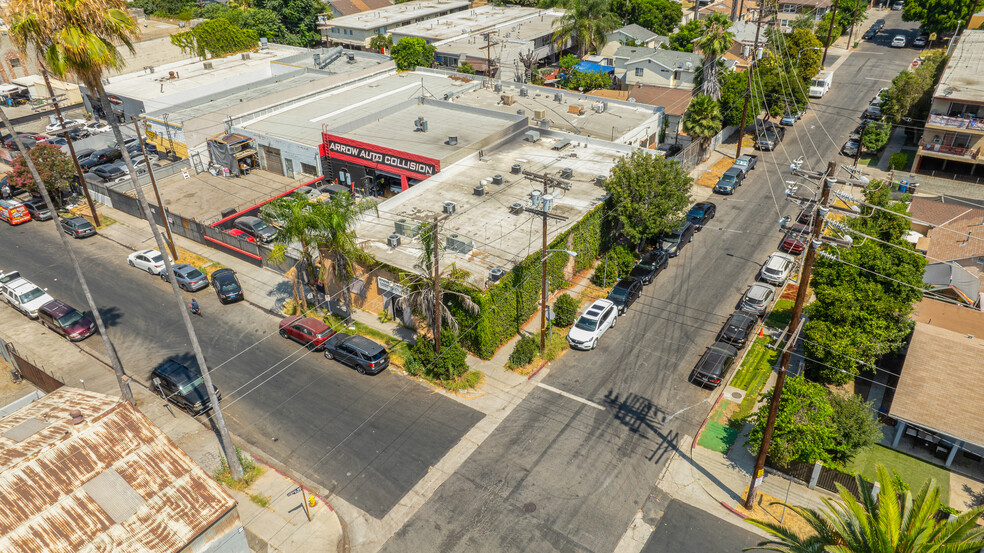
[1,277,53,319]
[567,299,618,350]
[759,252,796,285]
[45,119,86,134]
[85,121,112,134]
[891,35,907,47]
[127,249,168,274]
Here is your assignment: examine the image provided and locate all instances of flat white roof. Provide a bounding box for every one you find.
[934,30,984,104]
[391,6,542,42]
[425,9,565,59]
[325,0,471,31]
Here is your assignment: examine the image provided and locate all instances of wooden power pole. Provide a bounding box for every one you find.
[132,116,178,260]
[735,8,767,159]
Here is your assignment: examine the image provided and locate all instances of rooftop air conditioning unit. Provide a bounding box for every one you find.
[511,163,522,174]
[241,53,251,60]
[525,130,540,142]
[533,109,546,120]
[510,202,524,214]
[387,234,401,248]
[554,93,563,102]
[395,218,421,238]
[474,184,486,196]
[561,167,573,179]
[501,94,515,105]
[492,174,503,185]
[595,175,606,186]
[539,119,550,130]
[519,87,528,97]
[203,61,213,70]
[443,201,456,215]
[489,267,506,282]
[446,233,473,253]
[447,136,458,145]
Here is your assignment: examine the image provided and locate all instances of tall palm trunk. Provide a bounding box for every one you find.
[332,250,354,323]
[96,88,243,479]
[0,107,134,404]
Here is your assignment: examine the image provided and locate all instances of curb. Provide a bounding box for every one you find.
[720,500,749,519]
[691,391,725,454]
[526,359,550,379]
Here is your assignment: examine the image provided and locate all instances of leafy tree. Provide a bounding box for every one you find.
[133,0,192,17]
[903,0,974,34]
[784,28,822,80]
[457,60,477,74]
[559,53,580,69]
[315,191,378,322]
[682,93,722,160]
[668,19,701,52]
[804,184,925,385]
[509,335,539,366]
[602,150,692,245]
[409,331,469,381]
[694,13,733,100]
[719,69,762,127]
[591,245,638,286]
[562,68,613,91]
[814,11,843,46]
[260,193,322,307]
[391,37,436,70]
[861,121,891,152]
[747,466,984,553]
[828,394,883,465]
[551,0,619,56]
[881,50,947,124]
[171,18,259,58]
[752,55,808,118]
[552,293,579,327]
[369,33,393,52]
[614,0,682,35]
[251,0,326,46]
[745,375,836,467]
[835,0,868,32]
[9,143,75,208]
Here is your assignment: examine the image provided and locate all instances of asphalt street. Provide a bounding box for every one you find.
[641,500,763,553]
[380,12,922,553]
[0,220,483,519]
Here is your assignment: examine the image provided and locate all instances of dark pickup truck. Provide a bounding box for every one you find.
[731,154,758,176]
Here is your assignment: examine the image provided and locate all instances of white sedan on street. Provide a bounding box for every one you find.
[85,121,112,134]
[45,119,86,133]
[127,249,168,274]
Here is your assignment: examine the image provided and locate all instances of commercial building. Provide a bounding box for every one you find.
[391,7,567,80]
[0,388,249,553]
[915,30,984,178]
[319,0,471,49]
[137,47,391,159]
[589,84,694,138]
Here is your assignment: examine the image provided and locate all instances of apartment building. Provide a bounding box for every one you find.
[915,30,984,178]
[775,0,831,32]
[319,0,470,49]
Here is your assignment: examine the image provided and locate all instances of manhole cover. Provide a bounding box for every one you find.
[522,502,537,513]
[731,392,743,400]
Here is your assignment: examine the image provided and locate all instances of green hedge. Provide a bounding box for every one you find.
[447,203,614,358]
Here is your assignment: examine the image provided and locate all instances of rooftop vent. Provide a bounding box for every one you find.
[511,163,522,174]
[494,83,502,92]
[489,267,506,282]
[70,409,84,425]
[524,130,540,142]
[554,92,563,102]
[443,200,456,215]
[519,87,528,97]
[447,136,458,145]
[517,108,525,115]
[347,52,356,63]
[314,53,322,66]
[203,61,213,70]
[414,117,428,132]
[387,234,401,248]
[561,167,574,179]
[492,174,503,185]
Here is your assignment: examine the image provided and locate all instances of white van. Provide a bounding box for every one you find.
[809,70,834,98]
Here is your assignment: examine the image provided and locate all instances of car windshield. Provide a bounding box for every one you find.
[634,261,655,271]
[178,376,205,395]
[253,220,271,232]
[663,233,682,244]
[689,208,705,218]
[609,287,629,300]
[19,287,45,303]
[720,174,736,182]
[58,310,84,327]
[575,316,598,331]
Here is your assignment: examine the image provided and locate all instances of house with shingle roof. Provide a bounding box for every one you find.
[908,196,984,298]
[612,46,737,89]
[605,25,668,49]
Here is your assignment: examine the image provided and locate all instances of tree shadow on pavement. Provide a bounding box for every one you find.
[93,305,124,329]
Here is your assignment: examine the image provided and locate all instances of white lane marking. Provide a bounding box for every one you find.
[865,77,893,81]
[537,382,605,410]
[309,82,420,123]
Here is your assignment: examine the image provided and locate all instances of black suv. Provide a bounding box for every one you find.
[607,277,643,315]
[323,334,390,375]
[719,311,758,348]
[151,360,222,415]
[61,216,96,238]
[629,249,669,284]
[89,147,122,164]
[691,342,738,388]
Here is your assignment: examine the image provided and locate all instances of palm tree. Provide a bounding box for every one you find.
[313,191,377,322]
[395,221,479,350]
[260,192,321,308]
[746,465,984,553]
[8,0,244,479]
[550,0,620,57]
[694,14,735,100]
[368,33,392,54]
[683,94,723,161]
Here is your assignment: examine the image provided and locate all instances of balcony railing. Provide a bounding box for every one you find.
[919,140,981,160]
[927,113,984,131]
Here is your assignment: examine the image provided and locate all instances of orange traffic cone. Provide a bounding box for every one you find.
[758,327,764,337]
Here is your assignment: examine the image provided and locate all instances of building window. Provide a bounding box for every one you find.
[300,162,318,175]
[781,4,798,12]
[635,67,644,76]
[780,18,791,27]
[9,58,20,68]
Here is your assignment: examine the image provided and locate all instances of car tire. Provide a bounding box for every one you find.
[324,350,334,360]
[146,266,154,275]
[160,273,168,282]
[279,329,288,338]
[357,365,366,375]
[591,339,598,350]
[306,341,317,351]
[127,259,134,267]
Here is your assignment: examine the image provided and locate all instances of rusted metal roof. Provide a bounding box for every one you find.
[0,388,237,553]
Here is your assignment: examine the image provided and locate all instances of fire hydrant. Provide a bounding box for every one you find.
[309,494,317,508]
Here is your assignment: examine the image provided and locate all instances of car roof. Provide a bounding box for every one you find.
[293,316,330,332]
[342,334,385,353]
[236,216,262,225]
[173,263,197,274]
[708,342,738,356]
[40,299,73,317]
[748,283,776,298]
[613,277,639,289]
[728,311,756,324]
[583,299,615,319]
[766,253,793,266]
[154,360,201,381]
[6,278,35,291]
[135,248,158,256]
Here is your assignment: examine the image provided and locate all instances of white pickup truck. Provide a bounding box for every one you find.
[809,70,833,98]
[1,277,53,319]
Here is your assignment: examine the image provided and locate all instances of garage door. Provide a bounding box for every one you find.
[260,145,283,176]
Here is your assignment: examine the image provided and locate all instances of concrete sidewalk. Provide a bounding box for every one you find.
[0,305,343,553]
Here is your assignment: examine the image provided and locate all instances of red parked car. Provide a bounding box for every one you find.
[780,223,811,254]
[278,316,336,350]
[228,228,256,243]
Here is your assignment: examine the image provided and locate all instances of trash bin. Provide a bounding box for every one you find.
[899,180,909,193]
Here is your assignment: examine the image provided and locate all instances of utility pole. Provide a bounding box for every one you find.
[432,215,443,355]
[821,0,839,66]
[39,69,99,226]
[853,118,868,169]
[845,0,863,49]
[744,161,835,509]
[0,107,134,405]
[735,8,767,159]
[480,31,498,81]
[131,116,178,260]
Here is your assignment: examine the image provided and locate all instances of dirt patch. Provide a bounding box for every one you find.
[780,283,799,301]
[696,156,736,188]
[736,489,817,539]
